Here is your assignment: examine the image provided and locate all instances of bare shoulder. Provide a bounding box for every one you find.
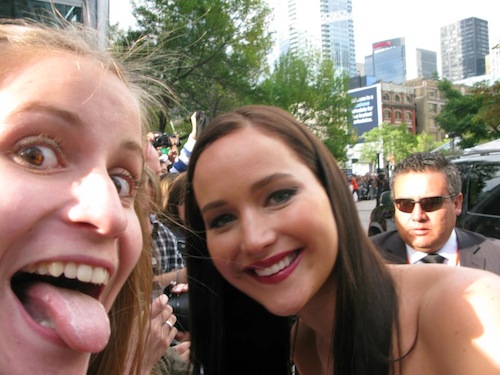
[393,265,500,373]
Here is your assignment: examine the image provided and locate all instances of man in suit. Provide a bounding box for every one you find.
[371,152,500,274]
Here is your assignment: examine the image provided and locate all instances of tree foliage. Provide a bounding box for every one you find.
[113,0,273,129]
[111,2,355,159]
[360,123,425,166]
[255,51,355,161]
[468,80,500,140]
[435,78,500,148]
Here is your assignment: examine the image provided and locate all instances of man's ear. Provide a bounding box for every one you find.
[454,192,464,216]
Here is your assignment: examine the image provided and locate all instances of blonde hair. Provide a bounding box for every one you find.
[0,19,172,374]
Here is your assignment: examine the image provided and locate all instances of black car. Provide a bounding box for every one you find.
[367,143,500,239]
[452,148,500,239]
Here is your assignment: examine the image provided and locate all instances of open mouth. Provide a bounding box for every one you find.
[12,261,108,302]
[10,261,112,352]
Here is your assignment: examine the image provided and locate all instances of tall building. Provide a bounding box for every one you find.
[365,37,406,84]
[0,0,109,46]
[416,48,438,79]
[275,0,356,76]
[440,17,489,82]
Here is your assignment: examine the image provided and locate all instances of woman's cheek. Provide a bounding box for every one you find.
[207,235,234,275]
[125,214,144,268]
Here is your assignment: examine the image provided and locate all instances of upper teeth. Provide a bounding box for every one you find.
[24,261,110,285]
[255,253,296,277]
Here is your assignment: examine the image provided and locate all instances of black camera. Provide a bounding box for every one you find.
[152,133,181,149]
[165,285,190,332]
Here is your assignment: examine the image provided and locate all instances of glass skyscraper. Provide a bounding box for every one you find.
[276,0,357,77]
[365,37,406,84]
[441,17,489,81]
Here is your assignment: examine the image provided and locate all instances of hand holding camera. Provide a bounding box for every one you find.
[165,282,190,332]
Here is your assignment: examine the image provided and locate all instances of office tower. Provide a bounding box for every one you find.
[441,17,489,81]
[276,0,356,76]
[365,37,406,84]
[416,48,438,79]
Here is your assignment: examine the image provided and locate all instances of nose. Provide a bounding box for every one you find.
[239,210,277,254]
[410,202,428,221]
[67,169,128,237]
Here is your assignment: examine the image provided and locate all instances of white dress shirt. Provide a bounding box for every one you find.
[406,229,460,266]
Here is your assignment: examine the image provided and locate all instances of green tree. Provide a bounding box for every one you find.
[113,0,273,127]
[255,51,355,161]
[360,123,417,166]
[468,80,500,141]
[435,78,500,148]
[414,132,446,153]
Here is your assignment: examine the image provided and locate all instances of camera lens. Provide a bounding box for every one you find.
[166,292,190,332]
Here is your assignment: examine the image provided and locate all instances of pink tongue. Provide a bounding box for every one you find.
[23,281,110,353]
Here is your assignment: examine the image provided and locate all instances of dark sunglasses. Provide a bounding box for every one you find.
[393,194,456,213]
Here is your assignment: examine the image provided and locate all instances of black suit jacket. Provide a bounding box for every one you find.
[370,228,500,275]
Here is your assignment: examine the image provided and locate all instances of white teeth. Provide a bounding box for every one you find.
[77,264,93,283]
[24,261,110,285]
[48,262,64,277]
[255,253,296,277]
[65,262,77,279]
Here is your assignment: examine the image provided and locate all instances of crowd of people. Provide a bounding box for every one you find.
[2,18,499,375]
[346,172,391,204]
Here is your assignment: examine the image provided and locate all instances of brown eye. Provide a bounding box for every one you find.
[14,142,59,170]
[19,146,45,166]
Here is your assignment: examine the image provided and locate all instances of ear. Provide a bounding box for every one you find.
[454,192,464,216]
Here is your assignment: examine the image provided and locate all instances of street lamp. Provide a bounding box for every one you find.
[445,132,459,155]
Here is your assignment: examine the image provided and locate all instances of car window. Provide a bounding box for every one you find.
[465,162,500,217]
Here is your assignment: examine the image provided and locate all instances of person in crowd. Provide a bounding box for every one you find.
[145,144,188,287]
[160,159,169,175]
[375,172,390,207]
[351,175,359,201]
[183,105,500,375]
[0,19,177,374]
[370,152,500,273]
[160,172,188,244]
[143,168,190,374]
[167,111,209,175]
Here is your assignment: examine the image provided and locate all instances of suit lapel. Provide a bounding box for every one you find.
[457,229,485,269]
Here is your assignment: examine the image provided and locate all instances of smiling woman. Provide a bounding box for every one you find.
[184,105,500,375]
[0,19,170,375]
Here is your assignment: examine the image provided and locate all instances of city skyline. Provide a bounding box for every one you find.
[351,0,498,63]
[110,0,499,68]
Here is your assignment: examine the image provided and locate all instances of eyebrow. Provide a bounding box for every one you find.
[10,102,144,159]
[199,172,293,215]
[10,102,83,126]
[121,139,144,160]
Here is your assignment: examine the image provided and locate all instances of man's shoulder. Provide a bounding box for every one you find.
[370,230,406,263]
[456,228,500,250]
[370,230,401,245]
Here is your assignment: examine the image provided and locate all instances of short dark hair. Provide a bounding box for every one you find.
[390,152,461,198]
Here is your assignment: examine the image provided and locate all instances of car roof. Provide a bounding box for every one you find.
[450,148,500,164]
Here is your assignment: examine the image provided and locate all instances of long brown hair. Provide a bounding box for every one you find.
[185,105,401,374]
